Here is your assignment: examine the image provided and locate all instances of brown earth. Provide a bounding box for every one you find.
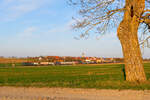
[0,87,150,100]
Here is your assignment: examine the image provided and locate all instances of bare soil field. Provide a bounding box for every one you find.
[0,87,150,100]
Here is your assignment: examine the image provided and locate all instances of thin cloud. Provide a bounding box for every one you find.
[18,27,37,38]
[0,0,52,21]
[46,20,73,34]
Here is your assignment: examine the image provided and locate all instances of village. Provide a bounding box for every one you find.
[1,56,149,66]
[22,56,124,66]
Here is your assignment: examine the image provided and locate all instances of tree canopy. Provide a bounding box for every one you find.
[70,0,150,46]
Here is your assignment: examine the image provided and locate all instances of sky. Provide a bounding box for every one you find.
[0,0,149,58]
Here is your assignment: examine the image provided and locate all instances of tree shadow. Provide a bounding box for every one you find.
[122,65,126,80]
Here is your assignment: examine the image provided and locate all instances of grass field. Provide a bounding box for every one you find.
[0,63,150,90]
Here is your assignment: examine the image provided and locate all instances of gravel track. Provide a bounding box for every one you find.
[0,87,150,100]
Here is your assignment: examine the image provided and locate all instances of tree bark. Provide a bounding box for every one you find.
[117,0,147,82]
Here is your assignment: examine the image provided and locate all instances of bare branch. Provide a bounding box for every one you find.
[107,8,125,15]
[140,13,150,24]
[145,19,150,24]
[144,9,150,13]
[140,36,150,48]
[146,0,150,3]
[70,0,125,38]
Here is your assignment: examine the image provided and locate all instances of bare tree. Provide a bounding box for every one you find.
[70,0,150,82]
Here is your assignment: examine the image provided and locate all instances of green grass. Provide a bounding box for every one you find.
[0,63,150,90]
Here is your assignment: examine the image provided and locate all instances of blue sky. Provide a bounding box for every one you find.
[0,0,149,58]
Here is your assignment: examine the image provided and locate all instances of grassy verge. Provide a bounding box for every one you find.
[0,63,150,90]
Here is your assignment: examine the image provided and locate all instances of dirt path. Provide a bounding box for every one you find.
[0,87,150,100]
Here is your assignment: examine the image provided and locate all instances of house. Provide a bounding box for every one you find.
[40,62,55,65]
[33,62,39,66]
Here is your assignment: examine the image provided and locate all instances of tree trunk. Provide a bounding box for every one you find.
[117,0,146,82]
